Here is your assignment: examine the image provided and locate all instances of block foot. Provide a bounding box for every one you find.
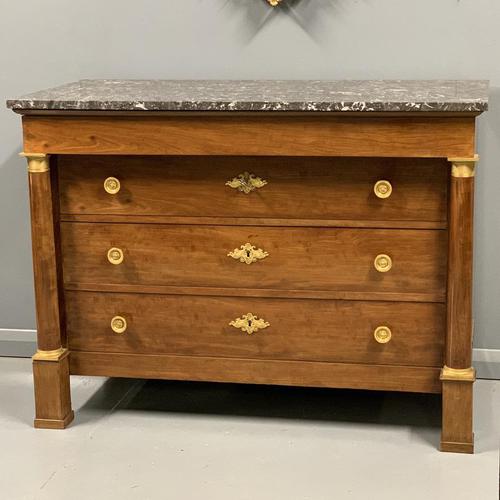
[34,410,75,430]
[33,349,73,430]
[440,439,474,454]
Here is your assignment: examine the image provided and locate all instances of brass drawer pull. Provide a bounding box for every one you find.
[225,172,267,194]
[104,176,121,194]
[374,180,392,199]
[107,247,124,265]
[110,316,127,334]
[374,254,392,273]
[229,313,270,335]
[228,243,269,265]
[374,325,392,344]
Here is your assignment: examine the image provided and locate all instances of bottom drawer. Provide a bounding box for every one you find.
[66,291,444,367]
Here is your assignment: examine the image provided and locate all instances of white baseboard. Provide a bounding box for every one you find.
[0,329,36,358]
[473,348,500,380]
[0,328,36,342]
[1,328,499,380]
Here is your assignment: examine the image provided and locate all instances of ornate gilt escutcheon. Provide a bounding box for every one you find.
[229,313,270,335]
[227,243,269,265]
[225,172,268,194]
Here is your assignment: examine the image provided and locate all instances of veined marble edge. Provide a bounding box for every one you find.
[6,79,489,113]
[5,100,489,113]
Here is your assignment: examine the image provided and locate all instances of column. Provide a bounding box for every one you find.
[21,153,73,429]
[440,155,478,453]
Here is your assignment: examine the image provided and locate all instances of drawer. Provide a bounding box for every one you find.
[66,291,445,367]
[61,223,447,297]
[58,156,448,223]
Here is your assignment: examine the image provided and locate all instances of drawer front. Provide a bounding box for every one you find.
[66,291,445,367]
[58,156,447,222]
[61,223,447,296]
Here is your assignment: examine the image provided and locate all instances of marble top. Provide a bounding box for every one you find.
[6,79,488,113]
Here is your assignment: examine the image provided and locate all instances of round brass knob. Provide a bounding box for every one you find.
[110,316,127,334]
[374,180,392,199]
[374,325,392,344]
[104,177,121,195]
[374,254,392,273]
[107,247,124,265]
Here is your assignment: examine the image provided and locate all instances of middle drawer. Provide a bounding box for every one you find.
[61,223,446,297]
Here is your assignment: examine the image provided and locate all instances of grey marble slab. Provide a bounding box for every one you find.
[6,79,488,113]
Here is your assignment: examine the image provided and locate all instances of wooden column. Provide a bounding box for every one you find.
[22,153,74,429]
[440,156,478,453]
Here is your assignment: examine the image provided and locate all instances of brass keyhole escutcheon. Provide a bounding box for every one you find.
[374,254,392,273]
[228,243,269,265]
[374,180,392,199]
[225,172,268,194]
[107,247,124,265]
[374,326,392,344]
[104,176,121,194]
[110,316,127,334]
[229,313,270,335]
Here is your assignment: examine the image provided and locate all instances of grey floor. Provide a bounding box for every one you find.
[0,357,499,500]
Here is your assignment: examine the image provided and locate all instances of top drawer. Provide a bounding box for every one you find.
[58,156,448,223]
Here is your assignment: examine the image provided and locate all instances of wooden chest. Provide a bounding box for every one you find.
[7,79,488,453]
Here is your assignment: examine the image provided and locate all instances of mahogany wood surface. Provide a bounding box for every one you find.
[61,214,447,230]
[58,156,448,223]
[441,381,474,453]
[51,159,68,347]
[65,291,445,367]
[440,173,476,452]
[64,283,445,303]
[70,351,442,394]
[23,115,475,158]
[446,177,474,369]
[17,109,480,452]
[70,351,441,393]
[28,168,63,351]
[61,222,447,297]
[33,355,74,429]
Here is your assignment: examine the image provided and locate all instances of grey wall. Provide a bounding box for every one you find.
[0,0,499,349]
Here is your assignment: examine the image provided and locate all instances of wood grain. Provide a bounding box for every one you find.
[58,155,448,223]
[70,351,442,394]
[28,167,62,352]
[17,106,480,447]
[64,283,445,303]
[441,170,475,453]
[441,380,473,453]
[23,115,476,158]
[33,355,74,429]
[61,223,447,297]
[65,291,445,367]
[446,176,474,368]
[50,158,68,347]
[61,214,447,230]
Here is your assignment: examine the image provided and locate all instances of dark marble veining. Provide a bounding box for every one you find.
[6,79,488,113]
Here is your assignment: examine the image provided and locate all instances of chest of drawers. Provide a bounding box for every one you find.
[7,80,488,453]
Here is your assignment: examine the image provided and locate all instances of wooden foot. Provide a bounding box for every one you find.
[34,411,75,430]
[440,378,474,453]
[441,158,477,454]
[33,349,74,429]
